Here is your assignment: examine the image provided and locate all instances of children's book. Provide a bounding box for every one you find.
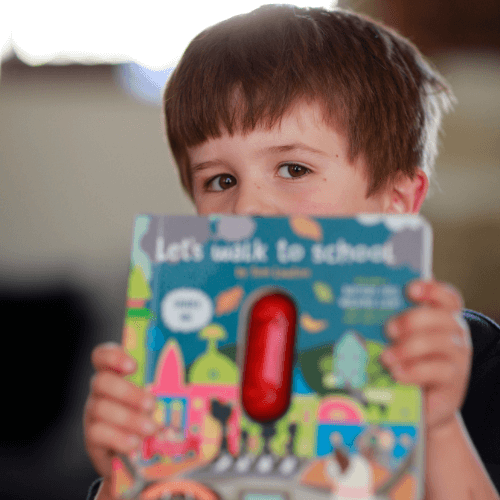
[114,214,432,500]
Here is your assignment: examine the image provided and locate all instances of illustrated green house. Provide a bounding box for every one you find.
[332,330,368,389]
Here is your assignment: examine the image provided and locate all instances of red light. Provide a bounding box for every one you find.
[241,294,297,423]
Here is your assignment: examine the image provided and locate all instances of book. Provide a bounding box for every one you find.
[113,214,432,500]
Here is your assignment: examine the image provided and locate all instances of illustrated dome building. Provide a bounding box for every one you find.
[189,324,238,384]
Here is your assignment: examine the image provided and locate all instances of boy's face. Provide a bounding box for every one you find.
[187,100,413,217]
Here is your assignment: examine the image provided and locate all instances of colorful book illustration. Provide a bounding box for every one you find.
[114,214,432,500]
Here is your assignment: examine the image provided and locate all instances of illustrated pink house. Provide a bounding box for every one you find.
[317,397,364,424]
[148,340,241,458]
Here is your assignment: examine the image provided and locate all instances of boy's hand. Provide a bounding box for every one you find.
[381,280,472,433]
[83,343,160,492]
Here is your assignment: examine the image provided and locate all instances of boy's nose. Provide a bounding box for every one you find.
[232,184,281,216]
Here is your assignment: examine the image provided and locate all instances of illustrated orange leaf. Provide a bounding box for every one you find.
[300,312,328,333]
[289,216,323,241]
[215,286,244,316]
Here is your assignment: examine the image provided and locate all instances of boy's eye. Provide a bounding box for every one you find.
[278,163,311,179]
[207,174,237,191]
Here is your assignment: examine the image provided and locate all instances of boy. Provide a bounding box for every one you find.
[84,5,500,499]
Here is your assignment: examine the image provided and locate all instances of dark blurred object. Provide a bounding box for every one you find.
[355,0,500,55]
[0,281,100,499]
[0,283,89,444]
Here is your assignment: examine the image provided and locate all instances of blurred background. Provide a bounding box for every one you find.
[0,0,499,498]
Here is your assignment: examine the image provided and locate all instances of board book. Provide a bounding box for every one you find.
[113,214,432,500]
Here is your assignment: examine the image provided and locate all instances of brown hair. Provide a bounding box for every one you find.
[164,4,455,200]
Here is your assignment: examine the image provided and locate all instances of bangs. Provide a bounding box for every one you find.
[164,6,347,195]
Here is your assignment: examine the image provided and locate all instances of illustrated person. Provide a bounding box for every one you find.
[325,431,376,500]
[326,447,376,500]
[83,5,500,499]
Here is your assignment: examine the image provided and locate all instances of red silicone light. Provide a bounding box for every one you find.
[241,293,297,423]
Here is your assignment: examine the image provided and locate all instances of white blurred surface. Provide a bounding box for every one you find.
[0,0,337,68]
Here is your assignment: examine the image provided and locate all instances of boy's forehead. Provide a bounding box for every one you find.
[216,98,341,142]
[278,99,334,131]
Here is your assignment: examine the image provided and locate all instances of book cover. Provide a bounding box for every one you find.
[114,214,432,500]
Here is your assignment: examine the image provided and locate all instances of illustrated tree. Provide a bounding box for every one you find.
[318,354,336,389]
[365,341,395,387]
[319,355,333,373]
[127,264,152,302]
[124,264,153,386]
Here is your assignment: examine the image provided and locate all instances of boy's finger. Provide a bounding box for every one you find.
[87,421,142,455]
[382,331,457,367]
[91,371,156,412]
[88,397,159,438]
[389,357,457,386]
[386,307,468,341]
[91,342,137,374]
[406,280,464,311]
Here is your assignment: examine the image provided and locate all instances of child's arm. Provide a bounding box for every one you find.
[83,343,161,500]
[381,280,499,500]
[425,412,498,499]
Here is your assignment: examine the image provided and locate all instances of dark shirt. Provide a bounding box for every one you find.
[460,309,500,491]
[87,479,102,500]
[86,309,500,499]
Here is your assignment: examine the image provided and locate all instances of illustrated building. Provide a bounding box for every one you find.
[150,336,240,459]
[333,330,368,389]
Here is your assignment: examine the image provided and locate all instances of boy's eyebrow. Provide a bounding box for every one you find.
[259,143,329,157]
[191,160,228,173]
[191,142,329,172]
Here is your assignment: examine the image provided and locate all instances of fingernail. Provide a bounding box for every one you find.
[142,420,156,434]
[143,396,155,411]
[386,321,399,339]
[123,358,136,372]
[454,312,468,332]
[409,282,423,298]
[127,435,140,448]
[392,364,405,378]
[382,350,396,365]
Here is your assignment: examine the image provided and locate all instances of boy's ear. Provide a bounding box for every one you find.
[385,169,429,214]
